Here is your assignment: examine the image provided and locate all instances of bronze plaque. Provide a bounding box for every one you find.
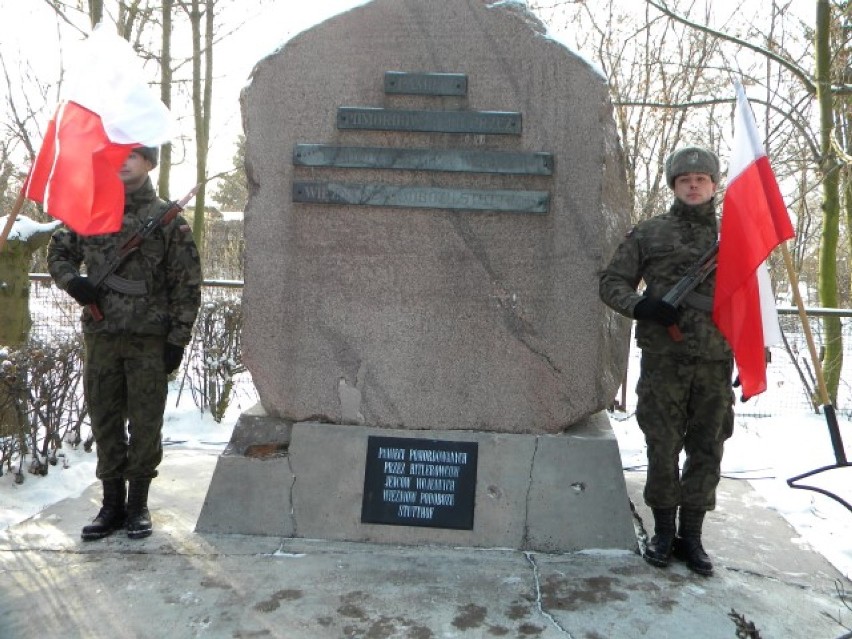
[293,181,549,213]
[293,144,553,175]
[337,107,521,135]
[384,71,468,96]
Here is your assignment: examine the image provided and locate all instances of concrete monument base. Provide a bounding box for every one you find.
[196,406,637,553]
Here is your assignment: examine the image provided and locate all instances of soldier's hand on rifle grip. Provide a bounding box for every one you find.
[66,276,99,305]
[633,297,679,327]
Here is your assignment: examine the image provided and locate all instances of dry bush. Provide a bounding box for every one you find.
[181,298,246,422]
[0,337,88,482]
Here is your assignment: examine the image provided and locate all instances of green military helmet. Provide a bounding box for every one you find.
[665,146,719,188]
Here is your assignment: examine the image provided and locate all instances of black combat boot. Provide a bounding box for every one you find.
[81,478,126,541]
[644,507,677,568]
[673,508,713,576]
[126,478,153,539]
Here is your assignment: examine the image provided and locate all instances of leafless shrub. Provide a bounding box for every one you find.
[0,337,88,481]
[182,298,246,422]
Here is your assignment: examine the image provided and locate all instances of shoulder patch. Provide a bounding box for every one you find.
[179,224,192,234]
[625,226,637,238]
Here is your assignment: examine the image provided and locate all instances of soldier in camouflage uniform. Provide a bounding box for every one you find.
[599,146,734,576]
[48,147,202,541]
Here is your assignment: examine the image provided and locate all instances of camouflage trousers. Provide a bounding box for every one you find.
[635,351,734,511]
[83,333,168,481]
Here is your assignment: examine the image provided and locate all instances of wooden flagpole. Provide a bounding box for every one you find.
[0,190,26,254]
[779,241,847,464]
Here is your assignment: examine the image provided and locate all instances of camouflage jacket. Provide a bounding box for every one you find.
[47,178,202,347]
[599,198,732,360]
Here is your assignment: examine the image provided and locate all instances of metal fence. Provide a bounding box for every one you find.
[27,274,242,344]
[27,276,852,419]
[611,307,852,419]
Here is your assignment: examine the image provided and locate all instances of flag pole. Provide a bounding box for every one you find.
[780,242,830,406]
[779,241,847,466]
[781,241,850,513]
[0,189,26,253]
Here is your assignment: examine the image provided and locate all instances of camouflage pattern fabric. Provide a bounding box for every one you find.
[48,177,202,481]
[599,199,731,361]
[84,332,167,480]
[599,197,734,510]
[47,177,202,347]
[635,351,734,510]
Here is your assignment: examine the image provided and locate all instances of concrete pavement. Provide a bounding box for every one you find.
[1,449,850,639]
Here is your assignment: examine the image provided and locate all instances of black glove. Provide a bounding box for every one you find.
[66,276,99,305]
[633,297,679,327]
[164,343,185,375]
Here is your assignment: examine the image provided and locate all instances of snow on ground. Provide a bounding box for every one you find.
[0,379,253,531]
[1,370,850,582]
[612,409,852,581]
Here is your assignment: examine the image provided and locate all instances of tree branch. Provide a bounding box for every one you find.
[614,96,820,161]
[39,0,88,38]
[644,0,816,94]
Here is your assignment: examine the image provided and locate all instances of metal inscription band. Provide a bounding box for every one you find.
[384,71,468,96]
[337,107,521,135]
[293,145,553,175]
[293,181,549,214]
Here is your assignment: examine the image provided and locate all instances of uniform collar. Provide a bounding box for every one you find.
[669,197,717,224]
[125,177,157,211]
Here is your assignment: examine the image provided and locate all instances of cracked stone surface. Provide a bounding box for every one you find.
[242,0,632,433]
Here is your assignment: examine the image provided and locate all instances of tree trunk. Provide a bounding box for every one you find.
[814,0,842,403]
[158,0,173,199]
[189,0,212,255]
[88,0,103,28]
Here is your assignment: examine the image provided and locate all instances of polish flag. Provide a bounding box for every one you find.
[24,25,174,235]
[713,81,795,399]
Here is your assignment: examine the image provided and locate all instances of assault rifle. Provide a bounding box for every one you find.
[662,240,719,342]
[86,185,199,321]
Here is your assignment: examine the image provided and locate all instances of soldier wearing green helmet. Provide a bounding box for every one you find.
[599,145,734,576]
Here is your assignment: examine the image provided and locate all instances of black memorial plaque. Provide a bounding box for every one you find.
[384,71,468,96]
[338,107,521,135]
[293,181,549,213]
[293,144,553,175]
[361,436,478,529]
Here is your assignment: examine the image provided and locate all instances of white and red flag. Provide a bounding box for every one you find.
[24,25,174,235]
[713,81,795,399]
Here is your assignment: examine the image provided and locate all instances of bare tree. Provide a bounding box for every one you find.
[644,0,851,402]
[158,0,174,198]
[532,0,851,401]
[175,0,214,255]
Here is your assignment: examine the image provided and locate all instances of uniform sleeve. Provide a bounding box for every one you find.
[599,231,644,319]
[47,227,83,290]
[26,225,57,251]
[164,216,202,346]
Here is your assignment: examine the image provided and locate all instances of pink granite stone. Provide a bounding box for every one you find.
[241,0,631,433]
